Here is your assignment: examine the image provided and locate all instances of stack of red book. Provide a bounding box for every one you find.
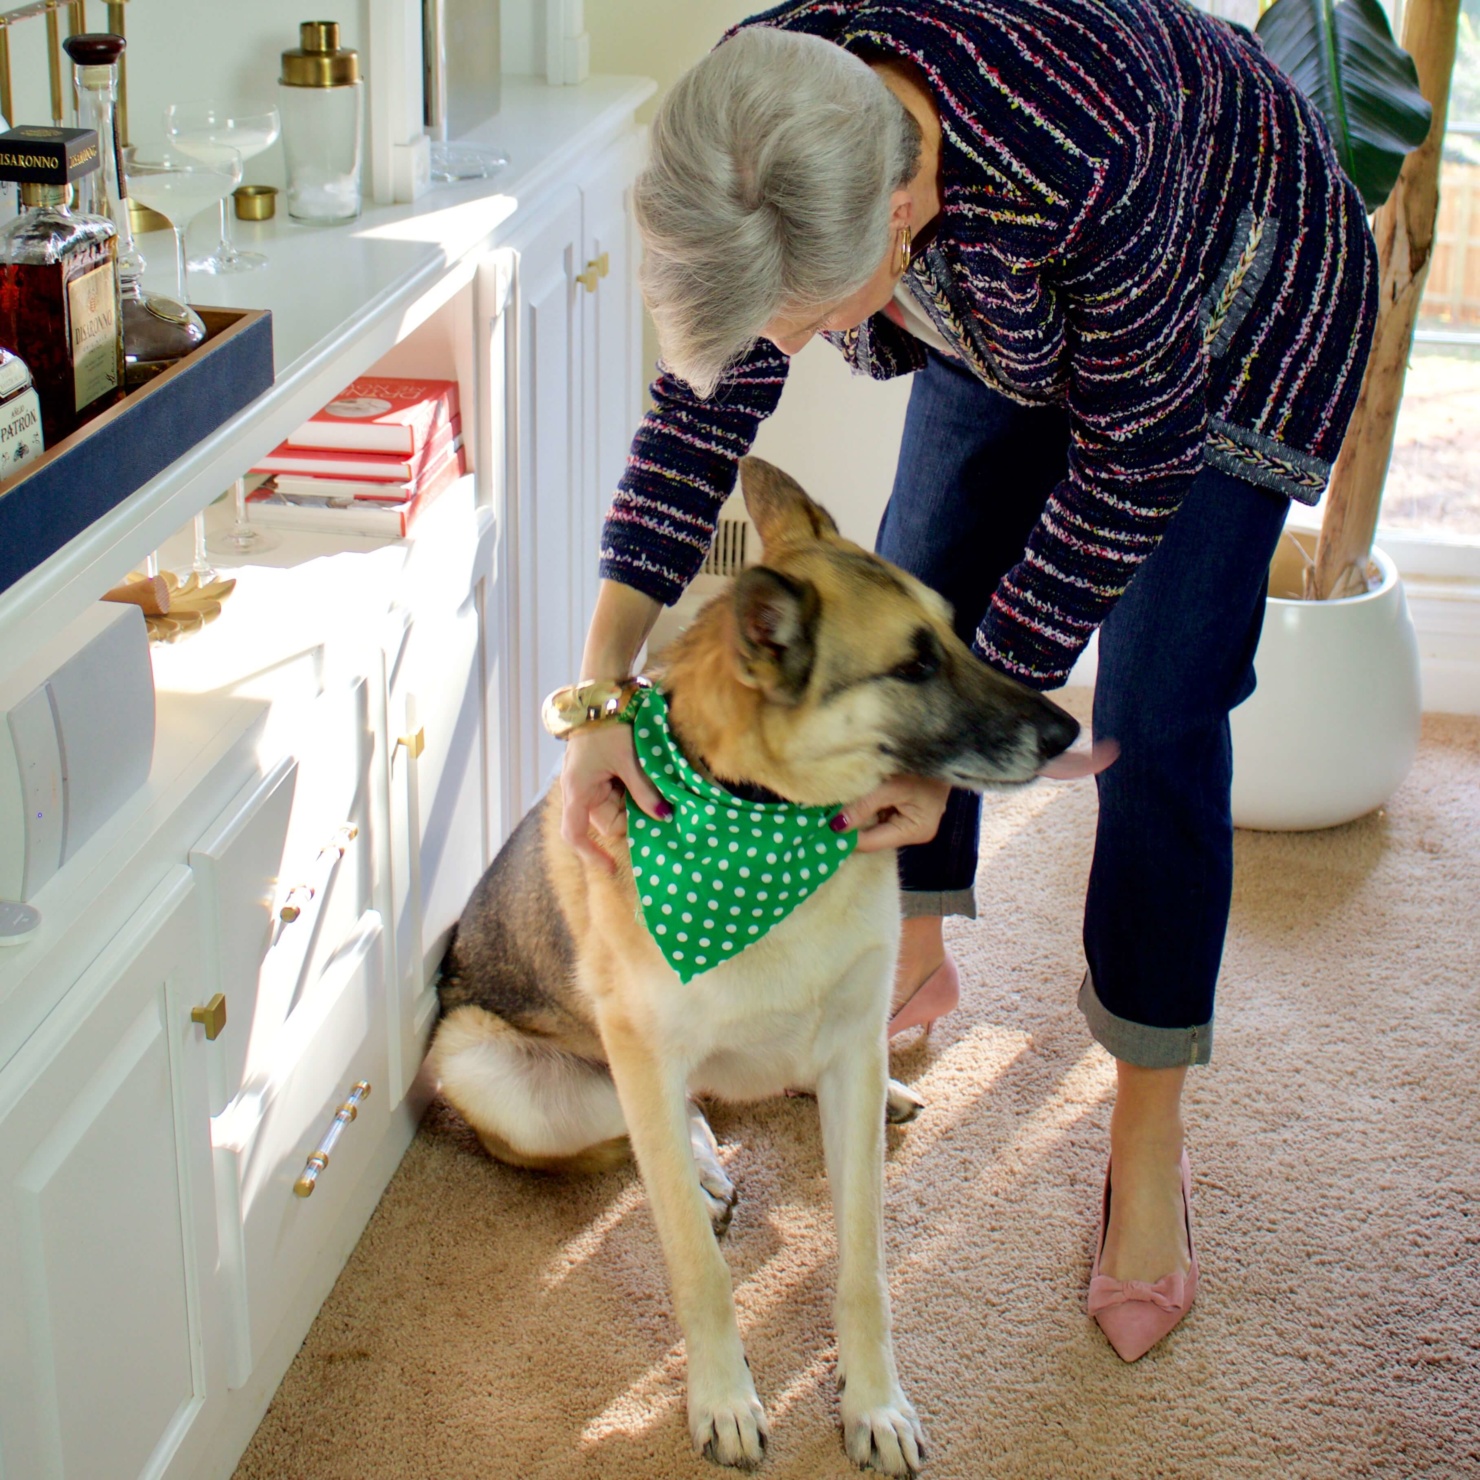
[247,375,466,537]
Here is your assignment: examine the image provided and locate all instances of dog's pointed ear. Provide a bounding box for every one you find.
[731,565,819,703]
[738,456,839,549]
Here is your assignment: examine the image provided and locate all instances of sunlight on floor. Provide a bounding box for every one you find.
[541,1178,648,1292]
[892,1045,1114,1275]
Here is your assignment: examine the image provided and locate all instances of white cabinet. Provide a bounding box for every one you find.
[0,870,222,1480]
[0,81,651,1480]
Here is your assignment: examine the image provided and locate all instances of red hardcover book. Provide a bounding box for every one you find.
[248,445,468,538]
[251,415,461,481]
[282,375,460,455]
[270,432,464,501]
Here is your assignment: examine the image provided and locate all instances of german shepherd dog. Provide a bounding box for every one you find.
[431,458,1079,1474]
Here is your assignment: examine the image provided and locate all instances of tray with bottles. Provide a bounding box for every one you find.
[0,303,273,598]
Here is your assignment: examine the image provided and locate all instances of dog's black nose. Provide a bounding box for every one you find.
[1039,704,1080,760]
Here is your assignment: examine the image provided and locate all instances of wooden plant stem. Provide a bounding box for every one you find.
[1309,0,1462,601]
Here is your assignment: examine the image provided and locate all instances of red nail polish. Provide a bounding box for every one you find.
[829,813,849,832]
[657,801,674,820]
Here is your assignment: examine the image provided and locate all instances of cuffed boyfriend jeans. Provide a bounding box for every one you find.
[876,351,1290,1068]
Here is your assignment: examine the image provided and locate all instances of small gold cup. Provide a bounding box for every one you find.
[233,183,277,221]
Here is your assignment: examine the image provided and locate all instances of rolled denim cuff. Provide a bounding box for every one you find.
[901,887,977,920]
[1078,971,1213,1068]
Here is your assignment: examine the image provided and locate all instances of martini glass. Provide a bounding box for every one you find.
[164,103,281,273]
[211,477,277,558]
[123,144,243,308]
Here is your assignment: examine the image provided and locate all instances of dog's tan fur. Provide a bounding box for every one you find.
[431,458,1077,1473]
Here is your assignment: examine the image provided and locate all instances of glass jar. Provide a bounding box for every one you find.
[278,22,363,224]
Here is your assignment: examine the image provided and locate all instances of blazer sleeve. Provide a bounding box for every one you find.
[973,119,1210,690]
[599,337,791,606]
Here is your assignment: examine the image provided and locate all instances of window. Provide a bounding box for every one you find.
[1376,0,1480,545]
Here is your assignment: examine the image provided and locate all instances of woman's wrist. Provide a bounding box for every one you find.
[580,579,664,682]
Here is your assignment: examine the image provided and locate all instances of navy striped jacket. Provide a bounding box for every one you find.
[601,0,1379,688]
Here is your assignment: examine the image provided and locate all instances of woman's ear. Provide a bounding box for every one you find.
[731,565,820,703]
[889,185,915,231]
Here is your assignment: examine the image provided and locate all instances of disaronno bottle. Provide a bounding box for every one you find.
[0,126,124,446]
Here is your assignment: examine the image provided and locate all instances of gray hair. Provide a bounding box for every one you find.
[635,27,922,397]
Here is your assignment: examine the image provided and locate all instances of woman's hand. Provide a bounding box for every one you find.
[837,775,952,854]
[559,721,672,873]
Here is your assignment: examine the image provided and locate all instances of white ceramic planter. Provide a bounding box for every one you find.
[1230,529,1422,831]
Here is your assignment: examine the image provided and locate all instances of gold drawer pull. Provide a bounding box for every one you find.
[396,727,425,758]
[279,883,314,924]
[576,252,608,292]
[190,992,228,1040]
[279,823,360,921]
[293,1081,372,1198]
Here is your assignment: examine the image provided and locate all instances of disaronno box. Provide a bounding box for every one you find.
[0,307,273,598]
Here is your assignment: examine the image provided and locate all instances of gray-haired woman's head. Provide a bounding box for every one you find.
[635,27,921,397]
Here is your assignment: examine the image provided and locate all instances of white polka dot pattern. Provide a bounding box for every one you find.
[624,688,857,982]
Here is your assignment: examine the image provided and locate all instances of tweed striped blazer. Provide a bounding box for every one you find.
[601,0,1379,689]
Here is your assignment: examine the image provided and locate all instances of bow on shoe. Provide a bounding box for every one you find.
[1087,1271,1187,1315]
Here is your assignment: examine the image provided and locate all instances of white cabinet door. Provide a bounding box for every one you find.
[0,868,220,1480]
[385,594,487,1097]
[508,189,585,815]
[580,131,644,630]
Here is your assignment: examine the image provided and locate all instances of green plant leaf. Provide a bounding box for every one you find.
[1256,0,1433,210]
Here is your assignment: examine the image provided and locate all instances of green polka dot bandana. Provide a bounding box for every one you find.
[625,686,857,982]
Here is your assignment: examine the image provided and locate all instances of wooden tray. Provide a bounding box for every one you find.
[0,307,274,596]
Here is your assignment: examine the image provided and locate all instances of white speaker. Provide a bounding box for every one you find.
[0,602,155,900]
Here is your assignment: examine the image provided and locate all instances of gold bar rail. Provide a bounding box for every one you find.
[0,0,131,143]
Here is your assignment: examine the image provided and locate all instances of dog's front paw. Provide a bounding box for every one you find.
[841,1386,926,1476]
[689,1377,768,1470]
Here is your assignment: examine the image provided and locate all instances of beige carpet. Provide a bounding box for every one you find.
[235,712,1480,1480]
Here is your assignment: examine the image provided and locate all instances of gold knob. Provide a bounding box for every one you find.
[190,993,228,1040]
[575,253,608,293]
[396,727,425,758]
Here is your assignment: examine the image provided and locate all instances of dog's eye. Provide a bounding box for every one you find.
[891,653,939,683]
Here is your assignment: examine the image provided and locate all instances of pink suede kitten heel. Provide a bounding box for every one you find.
[888,951,961,1038]
[1088,1149,1199,1363]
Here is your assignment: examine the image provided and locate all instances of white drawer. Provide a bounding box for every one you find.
[212,911,388,1382]
[277,675,373,886]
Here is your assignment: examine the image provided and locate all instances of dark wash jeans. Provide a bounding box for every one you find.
[876,351,1289,1067]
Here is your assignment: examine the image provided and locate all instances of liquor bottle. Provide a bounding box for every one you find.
[0,127,125,446]
[0,346,45,477]
[64,33,205,388]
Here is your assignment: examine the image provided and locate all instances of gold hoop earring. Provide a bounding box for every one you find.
[896,224,912,277]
